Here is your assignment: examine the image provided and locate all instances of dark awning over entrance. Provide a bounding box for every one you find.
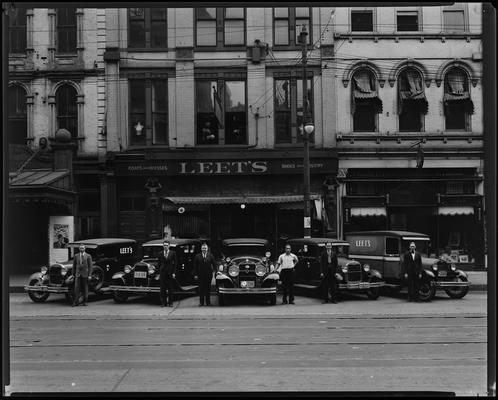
[9,169,76,204]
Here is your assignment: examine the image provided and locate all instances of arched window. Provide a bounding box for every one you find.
[398,68,428,132]
[56,85,78,138]
[444,67,474,131]
[352,69,382,132]
[8,85,27,144]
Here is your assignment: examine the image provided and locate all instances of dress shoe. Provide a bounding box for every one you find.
[168,304,173,307]
[331,300,337,304]
[199,304,204,307]
[289,301,295,305]
[322,300,329,304]
[160,304,165,307]
[282,299,288,304]
[72,303,78,307]
[82,303,87,306]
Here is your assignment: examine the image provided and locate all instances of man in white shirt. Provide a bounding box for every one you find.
[276,244,298,304]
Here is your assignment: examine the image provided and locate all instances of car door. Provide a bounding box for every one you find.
[294,243,316,287]
[383,236,402,282]
[175,243,197,285]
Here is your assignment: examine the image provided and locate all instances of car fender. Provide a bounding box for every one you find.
[455,270,468,279]
[423,270,435,279]
[369,270,382,280]
[335,273,343,281]
[64,275,74,286]
[112,271,126,281]
[28,272,45,283]
[216,273,231,281]
[263,273,279,283]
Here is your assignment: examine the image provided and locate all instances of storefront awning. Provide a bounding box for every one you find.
[165,194,321,206]
[350,206,387,217]
[438,206,474,216]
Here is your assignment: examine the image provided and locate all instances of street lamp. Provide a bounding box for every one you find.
[299,24,313,238]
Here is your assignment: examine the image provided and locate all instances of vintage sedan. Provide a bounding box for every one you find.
[215,238,279,306]
[287,238,384,300]
[24,238,139,303]
[109,238,202,303]
[345,231,471,301]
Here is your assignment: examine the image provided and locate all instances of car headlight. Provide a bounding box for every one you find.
[226,257,231,263]
[363,264,370,272]
[255,265,267,277]
[148,265,156,275]
[451,264,457,271]
[432,263,438,271]
[218,265,224,272]
[41,266,48,275]
[60,266,67,276]
[124,265,132,274]
[341,265,348,273]
[262,257,267,263]
[228,265,239,277]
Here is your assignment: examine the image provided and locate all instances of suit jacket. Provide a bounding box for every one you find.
[158,249,177,277]
[320,250,339,275]
[73,252,93,278]
[193,252,216,278]
[402,251,423,275]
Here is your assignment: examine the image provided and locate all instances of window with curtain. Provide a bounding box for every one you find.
[128,8,167,48]
[352,69,382,132]
[57,8,77,53]
[398,68,428,132]
[129,78,168,146]
[56,85,78,138]
[274,75,314,144]
[8,85,27,144]
[8,8,26,54]
[273,7,311,46]
[444,68,473,130]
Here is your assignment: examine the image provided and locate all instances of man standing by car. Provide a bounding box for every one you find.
[193,243,216,306]
[276,244,298,304]
[320,242,339,304]
[158,240,177,307]
[403,241,423,302]
[72,244,92,306]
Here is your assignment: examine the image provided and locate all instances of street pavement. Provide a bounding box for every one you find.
[6,290,488,396]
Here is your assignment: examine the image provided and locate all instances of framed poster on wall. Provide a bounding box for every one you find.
[49,216,74,264]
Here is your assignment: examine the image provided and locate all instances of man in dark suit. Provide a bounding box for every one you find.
[193,243,216,306]
[320,242,339,304]
[158,240,177,307]
[72,244,92,306]
[402,241,423,302]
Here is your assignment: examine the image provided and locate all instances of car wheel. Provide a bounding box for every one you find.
[27,279,49,303]
[113,291,129,303]
[218,293,225,306]
[269,293,277,305]
[89,266,105,293]
[444,276,470,299]
[418,280,436,302]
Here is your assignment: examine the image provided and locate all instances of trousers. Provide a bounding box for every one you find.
[198,275,212,305]
[74,276,88,305]
[323,271,339,301]
[160,275,174,305]
[407,273,420,300]
[280,268,295,302]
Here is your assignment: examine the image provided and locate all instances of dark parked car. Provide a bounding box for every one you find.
[215,238,279,306]
[24,238,139,303]
[286,238,384,300]
[109,238,203,303]
[344,231,470,301]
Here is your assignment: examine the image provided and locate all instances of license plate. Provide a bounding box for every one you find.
[241,281,255,288]
[438,271,447,277]
[134,271,147,278]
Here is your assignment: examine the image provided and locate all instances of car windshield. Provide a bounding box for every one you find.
[142,246,164,259]
[401,239,430,257]
[222,244,267,258]
[142,244,197,259]
[315,243,349,257]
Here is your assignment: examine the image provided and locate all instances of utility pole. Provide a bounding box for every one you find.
[299,24,313,238]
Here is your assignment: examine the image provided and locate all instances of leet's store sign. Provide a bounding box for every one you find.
[115,159,336,175]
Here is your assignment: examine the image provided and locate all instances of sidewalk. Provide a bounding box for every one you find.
[9,271,488,293]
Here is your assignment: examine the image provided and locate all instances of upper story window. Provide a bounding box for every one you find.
[443,9,465,32]
[8,8,26,54]
[273,7,311,46]
[128,8,167,49]
[196,77,247,145]
[274,75,314,144]
[129,77,168,146]
[398,68,428,132]
[8,85,27,144]
[351,10,373,32]
[57,8,77,53]
[195,8,245,48]
[444,68,474,131]
[56,85,78,139]
[352,69,382,132]
[397,11,419,32]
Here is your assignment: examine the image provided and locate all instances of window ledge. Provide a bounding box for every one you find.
[194,46,247,52]
[337,32,479,39]
[336,132,482,142]
[127,48,170,52]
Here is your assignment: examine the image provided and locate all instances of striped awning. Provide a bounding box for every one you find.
[438,206,474,216]
[350,207,387,217]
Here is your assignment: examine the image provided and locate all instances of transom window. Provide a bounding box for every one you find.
[196,77,247,145]
[273,7,311,46]
[128,8,167,49]
[8,85,27,144]
[128,77,168,146]
[8,8,26,54]
[195,8,245,48]
[57,8,77,53]
[56,85,78,138]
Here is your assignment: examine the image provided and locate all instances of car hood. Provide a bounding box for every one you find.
[422,256,449,266]
[338,257,361,266]
[228,256,265,264]
[50,261,73,269]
